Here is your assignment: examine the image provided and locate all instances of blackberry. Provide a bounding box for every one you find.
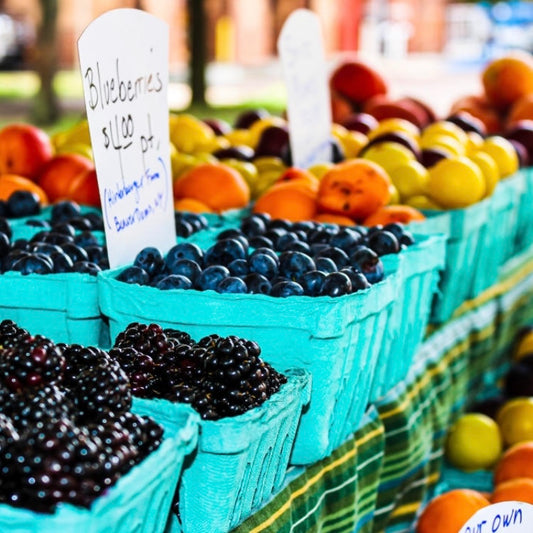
[162,344,207,398]
[61,344,113,380]
[108,346,162,398]
[0,334,65,392]
[0,319,30,350]
[115,411,163,462]
[113,322,180,362]
[1,384,74,432]
[67,359,131,422]
[163,327,194,347]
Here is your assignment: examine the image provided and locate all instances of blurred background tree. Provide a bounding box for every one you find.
[188,0,207,106]
[31,0,59,125]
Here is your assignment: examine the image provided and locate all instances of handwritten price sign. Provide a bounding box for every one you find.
[78,8,176,268]
[459,502,533,533]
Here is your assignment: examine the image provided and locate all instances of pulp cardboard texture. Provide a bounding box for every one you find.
[133,369,310,533]
[0,405,199,533]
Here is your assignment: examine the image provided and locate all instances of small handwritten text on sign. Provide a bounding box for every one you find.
[78,8,176,269]
[459,502,533,533]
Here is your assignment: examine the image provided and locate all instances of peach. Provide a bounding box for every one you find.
[450,94,503,135]
[66,168,101,207]
[363,96,429,129]
[37,153,94,203]
[329,59,388,108]
[0,123,53,181]
[330,91,355,124]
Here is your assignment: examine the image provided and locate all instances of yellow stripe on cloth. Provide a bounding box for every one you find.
[389,472,440,519]
[249,426,384,533]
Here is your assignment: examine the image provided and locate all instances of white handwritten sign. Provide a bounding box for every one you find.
[277,9,332,169]
[78,8,176,268]
[460,502,533,533]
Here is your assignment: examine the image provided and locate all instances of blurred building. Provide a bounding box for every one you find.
[5,0,528,72]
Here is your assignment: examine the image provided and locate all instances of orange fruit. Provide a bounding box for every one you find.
[313,213,356,226]
[363,205,425,226]
[508,94,533,125]
[317,159,391,222]
[494,441,533,485]
[449,94,503,135]
[253,182,317,222]
[0,173,49,205]
[482,52,533,110]
[273,167,319,193]
[173,162,250,213]
[491,477,533,505]
[416,489,490,533]
[174,197,213,214]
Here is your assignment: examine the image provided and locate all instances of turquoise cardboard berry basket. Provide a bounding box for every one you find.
[0,270,108,346]
[514,167,533,256]
[133,368,310,533]
[0,404,199,533]
[97,266,397,465]
[412,199,490,324]
[371,233,446,402]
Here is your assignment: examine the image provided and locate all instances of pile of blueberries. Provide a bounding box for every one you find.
[0,201,109,275]
[118,213,414,297]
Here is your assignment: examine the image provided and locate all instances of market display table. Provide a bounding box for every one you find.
[232,245,533,533]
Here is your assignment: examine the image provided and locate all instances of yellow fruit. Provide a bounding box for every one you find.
[222,128,253,147]
[388,183,400,205]
[308,162,335,180]
[469,151,500,197]
[361,141,415,175]
[253,169,285,197]
[51,119,92,150]
[253,156,287,174]
[405,194,442,210]
[191,135,231,155]
[465,131,485,155]
[497,397,533,447]
[169,113,215,154]
[514,330,533,361]
[420,133,466,157]
[248,116,288,148]
[55,142,93,161]
[367,118,421,142]
[426,156,486,209]
[389,160,429,201]
[421,120,469,147]
[220,158,259,191]
[445,413,503,471]
[338,130,368,159]
[480,136,519,178]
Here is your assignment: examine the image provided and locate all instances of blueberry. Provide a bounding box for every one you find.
[292,221,316,233]
[84,245,107,265]
[308,227,335,244]
[133,247,165,277]
[11,238,29,250]
[315,256,337,274]
[156,274,193,290]
[300,270,326,296]
[269,219,292,231]
[270,280,304,297]
[166,258,202,283]
[51,200,81,223]
[196,265,230,291]
[264,227,287,248]
[367,230,400,256]
[366,225,383,236]
[320,271,352,297]
[217,228,245,240]
[249,247,278,265]
[216,276,247,294]
[382,223,406,240]
[285,240,312,254]
[166,242,203,267]
[340,268,371,292]
[61,243,90,264]
[83,212,105,231]
[6,190,41,218]
[204,238,246,266]
[176,219,194,237]
[182,212,208,232]
[276,232,301,251]
[241,215,267,237]
[0,201,7,217]
[350,246,380,271]
[279,251,316,281]
[0,232,10,258]
[0,217,12,239]
[30,242,62,257]
[44,231,75,246]
[117,266,150,285]
[50,250,74,273]
[315,246,350,268]
[243,272,272,294]
[51,223,76,238]
[11,254,53,275]
[248,235,274,249]
[330,228,363,251]
[25,219,50,229]
[72,261,102,276]
[3,250,29,270]
[228,258,249,277]
[74,230,99,248]
[363,260,384,284]
[399,232,415,246]
[69,216,93,231]
[249,252,278,279]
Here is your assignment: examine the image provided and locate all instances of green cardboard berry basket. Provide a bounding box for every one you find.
[133,368,310,533]
[97,266,398,465]
[412,199,490,324]
[371,233,446,401]
[0,405,199,533]
[0,271,108,346]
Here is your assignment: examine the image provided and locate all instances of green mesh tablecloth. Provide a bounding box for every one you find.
[232,246,533,533]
